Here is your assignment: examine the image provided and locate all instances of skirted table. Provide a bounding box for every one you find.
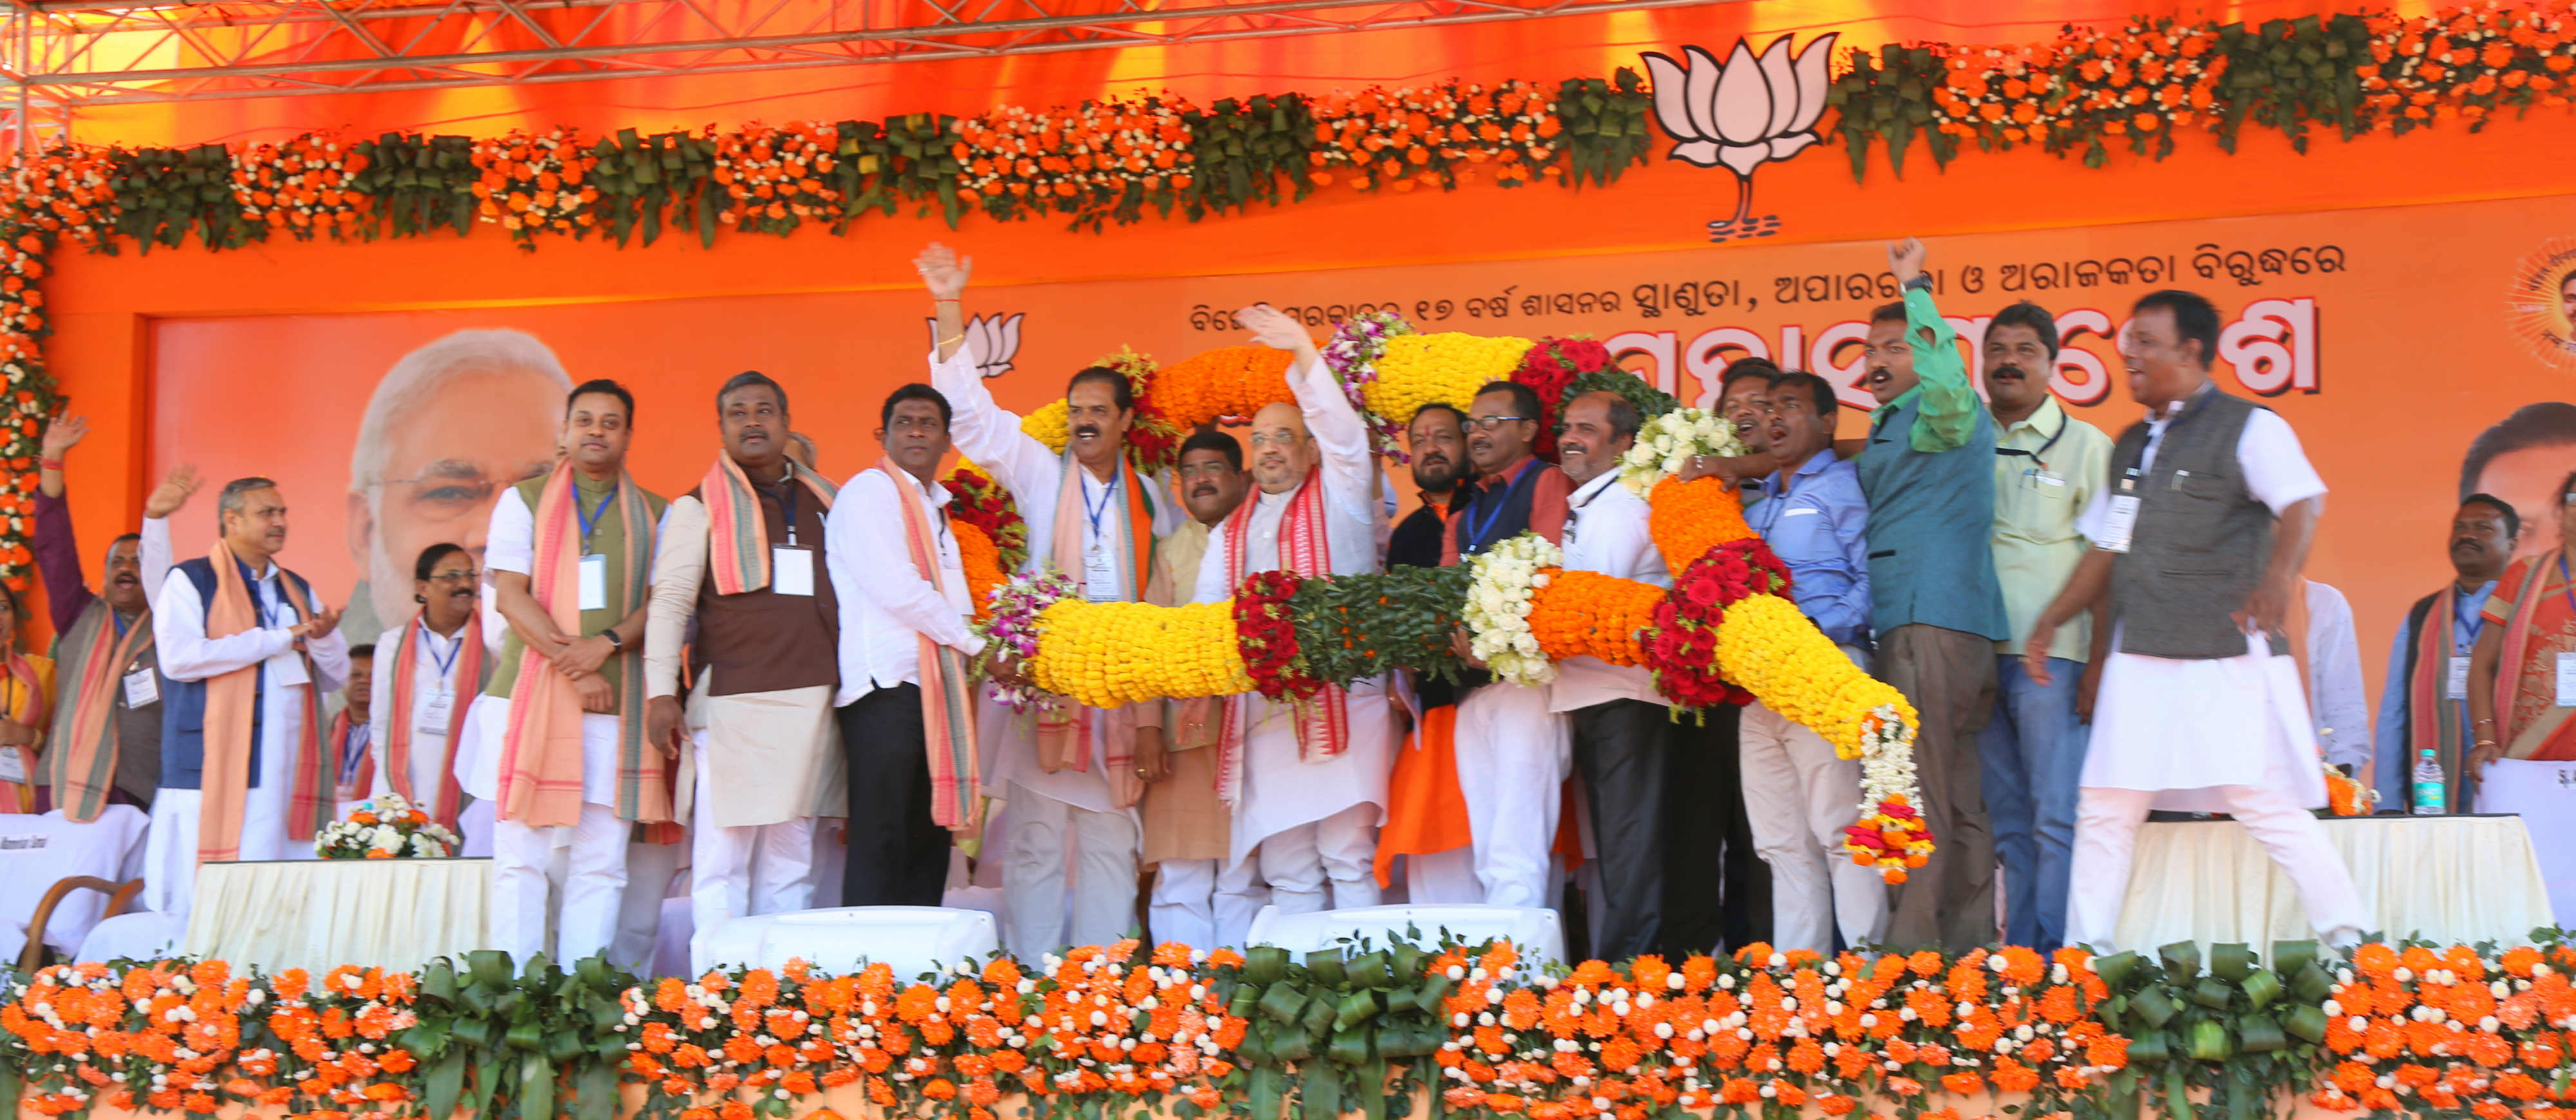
[182,858,493,974]
[2115,813,2554,953]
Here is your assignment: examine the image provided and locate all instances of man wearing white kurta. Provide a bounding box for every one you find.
[919,242,1175,956]
[146,479,351,918]
[2022,290,2366,951]
[1189,306,1393,917]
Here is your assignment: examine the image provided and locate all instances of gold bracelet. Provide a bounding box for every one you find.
[938,334,967,348]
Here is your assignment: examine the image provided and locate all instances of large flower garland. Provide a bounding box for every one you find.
[1365,332,1534,426]
[22,936,2576,1120]
[1321,310,1414,458]
[1461,533,1563,687]
[1232,570,1320,701]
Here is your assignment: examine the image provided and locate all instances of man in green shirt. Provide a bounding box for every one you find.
[1978,301,2114,951]
[1854,237,2011,953]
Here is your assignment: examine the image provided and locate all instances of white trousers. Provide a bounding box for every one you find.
[1150,857,1266,949]
[1403,848,1482,904]
[1002,781,1141,958]
[1260,802,1383,916]
[1740,702,1888,952]
[2068,783,2369,951]
[690,744,817,934]
[1452,683,1569,909]
[615,837,685,976]
[491,802,629,967]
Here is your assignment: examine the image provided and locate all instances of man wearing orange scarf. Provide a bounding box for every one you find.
[363,542,488,844]
[475,379,670,968]
[143,477,350,918]
[1188,306,1394,924]
[920,242,1176,957]
[645,371,846,936]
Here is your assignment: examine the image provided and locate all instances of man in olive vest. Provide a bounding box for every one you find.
[1857,237,2009,952]
[2021,289,2365,951]
[645,371,846,936]
[477,379,673,967]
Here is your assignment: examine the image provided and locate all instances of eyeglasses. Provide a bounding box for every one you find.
[1466,415,1531,431]
[1247,431,1305,446]
[371,467,547,526]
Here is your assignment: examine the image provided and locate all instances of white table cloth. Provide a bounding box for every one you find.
[183,857,493,974]
[2116,814,2553,955]
[0,806,149,963]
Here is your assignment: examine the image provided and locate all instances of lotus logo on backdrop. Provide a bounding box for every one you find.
[922,312,1025,378]
[1641,33,1839,244]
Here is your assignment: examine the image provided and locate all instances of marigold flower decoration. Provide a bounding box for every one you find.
[0,147,115,249]
[1365,332,1534,430]
[1031,598,1253,707]
[470,127,600,241]
[1641,537,1788,710]
[1148,345,1298,430]
[712,121,844,235]
[1508,335,1616,460]
[943,463,1030,573]
[954,95,1199,223]
[1525,569,1659,667]
[229,135,373,240]
[1309,80,1566,193]
[1645,475,1757,582]
[955,522,1007,623]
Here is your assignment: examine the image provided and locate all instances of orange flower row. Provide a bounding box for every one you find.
[1145,345,1296,430]
[1307,80,1565,193]
[956,520,1005,623]
[232,135,374,236]
[1645,475,1757,578]
[469,127,601,236]
[713,122,846,234]
[952,97,1200,209]
[1526,568,1658,666]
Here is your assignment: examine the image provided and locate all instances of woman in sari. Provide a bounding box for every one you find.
[0,585,57,813]
[2467,468,2576,789]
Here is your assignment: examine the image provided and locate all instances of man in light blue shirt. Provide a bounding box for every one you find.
[1738,370,1884,952]
[2369,495,2517,808]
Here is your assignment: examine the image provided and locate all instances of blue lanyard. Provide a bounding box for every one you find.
[1462,462,1542,552]
[779,480,801,547]
[1083,471,1118,542]
[111,609,129,640]
[575,485,616,550]
[419,623,460,678]
[2558,554,2575,620]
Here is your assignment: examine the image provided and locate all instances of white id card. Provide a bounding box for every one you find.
[2557,651,2576,708]
[123,669,158,708]
[1084,546,1119,603]
[0,746,23,784]
[772,546,815,596]
[2445,656,2470,701]
[579,554,608,611]
[2095,493,2141,554]
[417,687,454,740]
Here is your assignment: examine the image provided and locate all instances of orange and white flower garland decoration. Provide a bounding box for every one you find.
[1309,81,1565,191]
[712,122,844,233]
[1462,533,1561,687]
[471,127,600,237]
[952,96,1198,207]
[231,135,372,237]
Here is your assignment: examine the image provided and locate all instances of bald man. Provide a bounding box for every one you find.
[1189,305,1394,917]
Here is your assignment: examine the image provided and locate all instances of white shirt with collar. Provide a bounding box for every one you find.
[366,622,471,799]
[827,467,985,707]
[1548,470,1670,714]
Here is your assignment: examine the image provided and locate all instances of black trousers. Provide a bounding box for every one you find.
[1571,699,1669,962]
[1662,705,1772,956]
[837,684,951,907]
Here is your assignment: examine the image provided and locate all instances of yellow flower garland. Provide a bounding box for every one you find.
[1712,593,1918,757]
[1029,598,1255,708]
[1363,332,1533,422]
[1021,400,1072,452]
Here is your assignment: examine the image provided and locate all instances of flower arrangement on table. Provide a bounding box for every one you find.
[316,793,460,859]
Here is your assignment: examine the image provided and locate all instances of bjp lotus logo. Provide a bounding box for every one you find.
[1642,33,1838,244]
[923,312,1024,379]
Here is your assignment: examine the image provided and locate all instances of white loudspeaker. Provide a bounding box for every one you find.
[1244,904,1566,965]
[690,906,999,978]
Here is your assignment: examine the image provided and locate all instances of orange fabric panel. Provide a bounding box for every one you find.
[1376,705,1472,887]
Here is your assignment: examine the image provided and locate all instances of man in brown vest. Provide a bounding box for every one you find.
[645,371,846,938]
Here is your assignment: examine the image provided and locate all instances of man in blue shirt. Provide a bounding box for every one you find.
[1739,370,1885,953]
[2370,494,2517,808]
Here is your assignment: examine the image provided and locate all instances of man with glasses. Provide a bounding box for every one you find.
[1190,305,1395,928]
[363,542,491,846]
[1441,380,1574,909]
[1979,300,2112,951]
[345,329,571,646]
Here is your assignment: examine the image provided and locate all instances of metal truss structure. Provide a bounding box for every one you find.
[0,0,1722,146]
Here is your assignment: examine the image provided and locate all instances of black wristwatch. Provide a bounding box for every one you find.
[1902,274,1934,292]
[601,629,625,652]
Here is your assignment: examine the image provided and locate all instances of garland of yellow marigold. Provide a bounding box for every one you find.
[1028,598,1254,707]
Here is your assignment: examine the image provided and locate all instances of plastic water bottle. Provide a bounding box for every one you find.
[2412,748,2446,816]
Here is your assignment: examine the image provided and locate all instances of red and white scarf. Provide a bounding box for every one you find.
[1215,466,1349,807]
[384,612,483,829]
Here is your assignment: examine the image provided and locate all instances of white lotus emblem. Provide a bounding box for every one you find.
[923,312,1024,379]
[1642,33,1838,242]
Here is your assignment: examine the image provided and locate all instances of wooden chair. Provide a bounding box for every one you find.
[19,876,142,973]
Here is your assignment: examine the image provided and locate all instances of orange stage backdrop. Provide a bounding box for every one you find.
[33,8,2576,704]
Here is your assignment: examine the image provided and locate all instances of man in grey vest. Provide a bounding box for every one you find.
[1857,237,2009,951]
[2020,289,2366,952]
